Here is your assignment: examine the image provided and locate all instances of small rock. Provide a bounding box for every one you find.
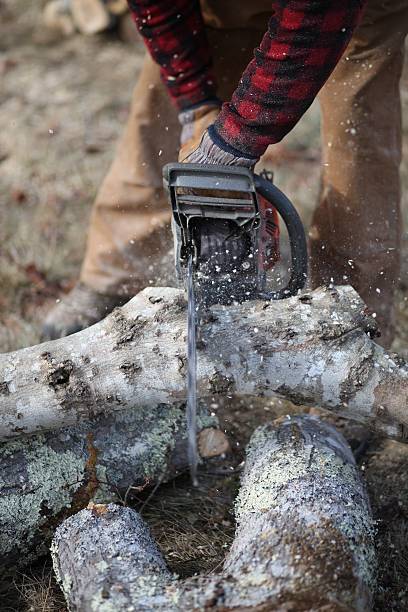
[198,428,230,458]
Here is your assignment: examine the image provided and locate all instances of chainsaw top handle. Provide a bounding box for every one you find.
[254,172,308,299]
[163,162,308,300]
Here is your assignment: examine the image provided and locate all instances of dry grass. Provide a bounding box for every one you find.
[0,563,66,612]
[135,473,238,577]
[0,0,142,352]
[364,439,408,610]
[14,568,66,612]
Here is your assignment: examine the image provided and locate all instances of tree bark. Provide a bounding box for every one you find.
[1,285,407,442]
[52,415,376,611]
[0,403,219,570]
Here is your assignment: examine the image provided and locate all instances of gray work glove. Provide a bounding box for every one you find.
[181,128,257,168]
[178,103,257,168]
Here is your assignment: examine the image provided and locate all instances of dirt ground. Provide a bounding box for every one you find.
[1,2,408,610]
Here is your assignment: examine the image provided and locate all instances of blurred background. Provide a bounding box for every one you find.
[0,2,408,610]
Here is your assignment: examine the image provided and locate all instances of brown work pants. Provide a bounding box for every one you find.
[80,0,408,347]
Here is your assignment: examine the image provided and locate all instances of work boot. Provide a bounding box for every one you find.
[41,282,127,341]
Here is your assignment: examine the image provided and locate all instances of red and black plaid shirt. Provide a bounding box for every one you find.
[128,1,364,157]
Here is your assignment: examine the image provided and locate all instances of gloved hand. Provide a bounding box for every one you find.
[177,103,255,278]
[178,103,220,160]
[178,103,257,168]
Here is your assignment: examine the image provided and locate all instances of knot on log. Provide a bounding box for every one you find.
[41,352,74,389]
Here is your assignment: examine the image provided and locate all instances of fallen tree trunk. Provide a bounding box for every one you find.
[1,285,407,442]
[52,415,376,611]
[0,403,222,570]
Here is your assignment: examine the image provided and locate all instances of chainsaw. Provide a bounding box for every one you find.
[163,163,307,484]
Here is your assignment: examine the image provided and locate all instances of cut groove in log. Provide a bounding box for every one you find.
[1,285,407,442]
[0,403,219,570]
[52,415,376,611]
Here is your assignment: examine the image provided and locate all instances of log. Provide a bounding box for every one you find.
[105,0,128,16]
[43,0,76,36]
[52,415,376,611]
[0,403,220,570]
[1,285,407,442]
[70,0,112,34]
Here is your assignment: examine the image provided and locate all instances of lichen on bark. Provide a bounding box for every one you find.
[0,402,217,570]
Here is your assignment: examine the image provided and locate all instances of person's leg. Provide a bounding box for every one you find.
[42,54,179,339]
[80,26,266,297]
[43,24,265,339]
[311,0,408,348]
[80,55,179,298]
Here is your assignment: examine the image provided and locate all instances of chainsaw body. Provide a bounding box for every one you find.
[163,163,306,304]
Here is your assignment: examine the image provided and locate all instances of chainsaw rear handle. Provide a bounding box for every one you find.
[254,174,308,300]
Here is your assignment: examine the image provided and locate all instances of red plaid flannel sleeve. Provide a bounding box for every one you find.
[128,0,218,109]
[128,0,364,158]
